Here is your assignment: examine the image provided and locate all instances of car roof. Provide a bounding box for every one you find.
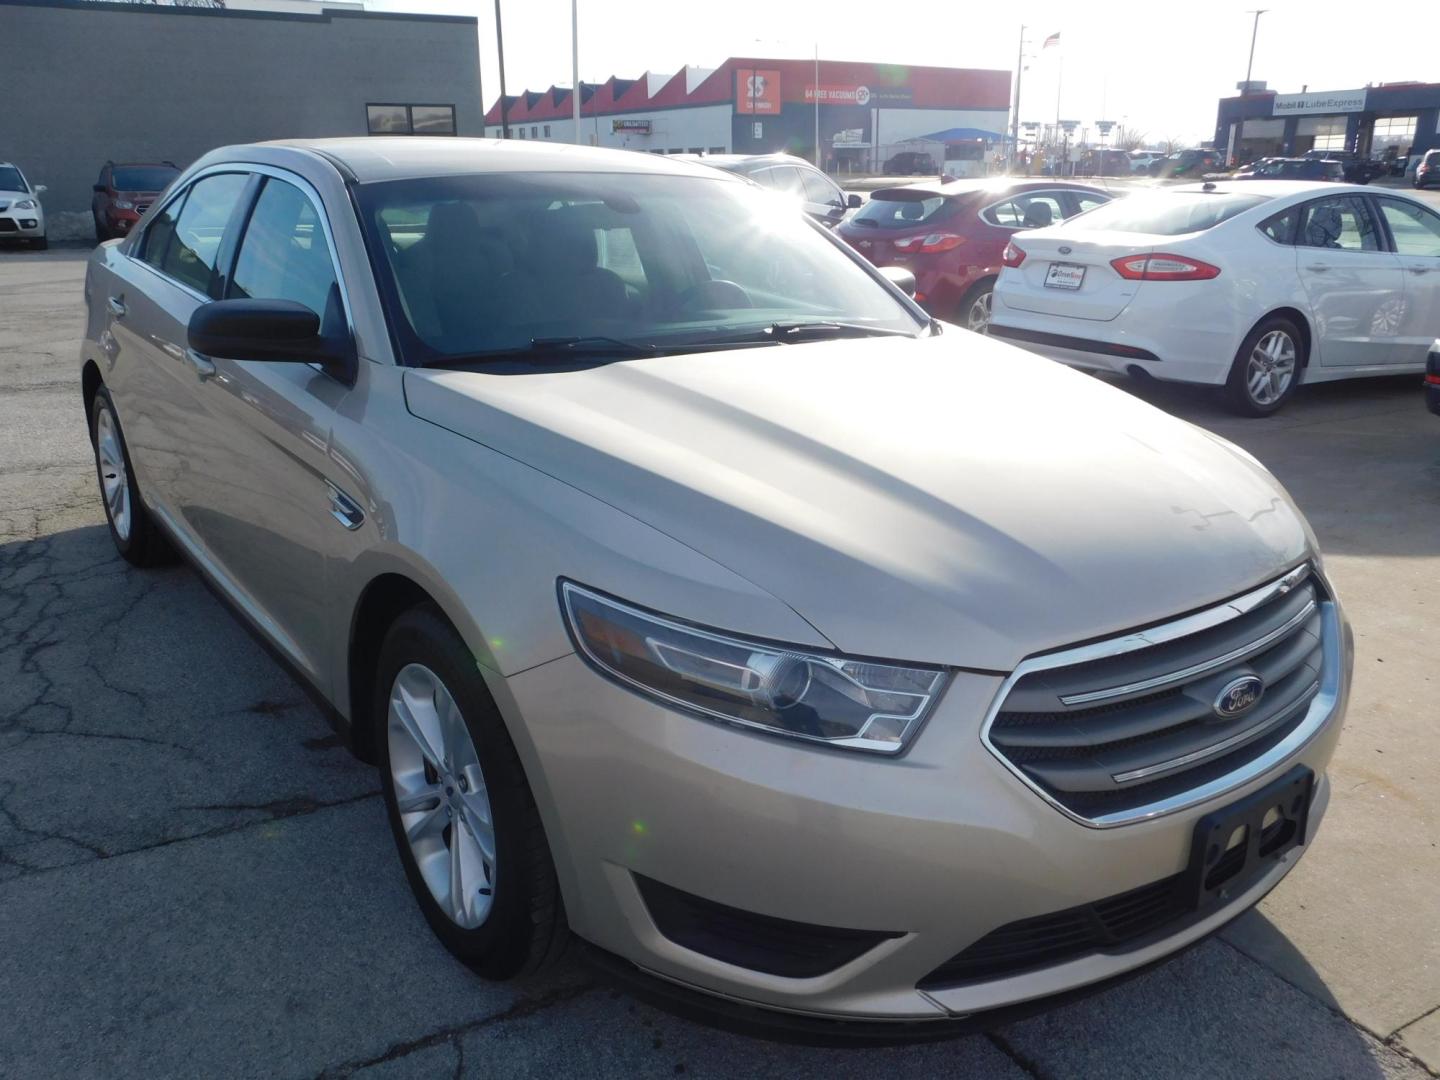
[1172,179,1372,198]
[674,153,812,171]
[206,138,746,185]
[868,177,1106,200]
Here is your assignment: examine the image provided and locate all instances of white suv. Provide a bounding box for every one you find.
[0,161,47,250]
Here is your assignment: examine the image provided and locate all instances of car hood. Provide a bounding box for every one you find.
[0,188,31,200]
[404,335,1310,670]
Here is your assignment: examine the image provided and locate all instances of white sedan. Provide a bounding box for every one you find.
[989,181,1440,414]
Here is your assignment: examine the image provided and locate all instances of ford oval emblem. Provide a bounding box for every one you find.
[1214,676,1264,719]
[1058,245,1073,255]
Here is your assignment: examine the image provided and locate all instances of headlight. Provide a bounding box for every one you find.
[114,200,135,210]
[13,199,36,210]
[561,582,948,754]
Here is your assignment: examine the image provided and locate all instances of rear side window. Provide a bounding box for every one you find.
[983,192,1065,229]
[1065,192,1270,236]
[850,195,951,229]
[1298,196,1382,252]
[229,178,338,317]
[141,172,248,294]
[1258,206,1300,245]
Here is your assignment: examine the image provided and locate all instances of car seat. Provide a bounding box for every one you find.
[1306,205,1344,248]
[1022,202,1054,229]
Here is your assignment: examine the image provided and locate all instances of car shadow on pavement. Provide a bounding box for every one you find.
[0,536,1419,1078]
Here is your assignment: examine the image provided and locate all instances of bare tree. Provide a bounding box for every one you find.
[1113,126,1148,152]
[1162,135,1187,156]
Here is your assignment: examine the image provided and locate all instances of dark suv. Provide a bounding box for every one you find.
[884,151,937,176]
[92,161,180,241]
[1301,150,1384,184]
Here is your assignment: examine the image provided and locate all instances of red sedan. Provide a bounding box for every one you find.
[836,179,1113,331]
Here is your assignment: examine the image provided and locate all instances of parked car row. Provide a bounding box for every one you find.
[80,138,1352,1036]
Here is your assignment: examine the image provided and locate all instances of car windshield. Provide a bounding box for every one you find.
[113,166,178,191]
[848,194,951,229]
[355,171,925,364]
[1064,192,1270,235]
[0,166,27,192]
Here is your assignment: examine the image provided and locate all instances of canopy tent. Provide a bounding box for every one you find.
[913,127,1007,143]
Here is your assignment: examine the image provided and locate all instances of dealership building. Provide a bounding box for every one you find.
[1215,82,1440,166]
[1,0,483,237]
[484,58,1012,173]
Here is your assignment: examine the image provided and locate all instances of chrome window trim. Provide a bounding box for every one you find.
[125,162,356,338]
[979,562,1341,829]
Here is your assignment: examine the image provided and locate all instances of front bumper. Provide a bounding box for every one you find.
[0,210,45,237]
[502,590,1351,1023]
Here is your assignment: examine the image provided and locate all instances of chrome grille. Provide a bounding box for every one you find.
[984,565,1336,827]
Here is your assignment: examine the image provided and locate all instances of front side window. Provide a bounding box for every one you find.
[801,170,840,206]
[355,172,924,363]
[1073,193,1110,214]
[1067,192,1270,236]
[1298,196,1381,252]
[1377,197,1440,258]
[145,172,248,295]
[229,178,338,317]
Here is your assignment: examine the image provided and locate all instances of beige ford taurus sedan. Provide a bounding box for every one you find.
[80,138,1351,1038]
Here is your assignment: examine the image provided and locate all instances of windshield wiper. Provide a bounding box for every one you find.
[766,321,918,342]
[419,335,656,369]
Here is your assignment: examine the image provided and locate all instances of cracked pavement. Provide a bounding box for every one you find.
[2,248,1437,1079]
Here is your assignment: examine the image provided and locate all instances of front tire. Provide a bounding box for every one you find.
[1225,316,1304,416]
[90,386,175,566]
[376,606,567,980]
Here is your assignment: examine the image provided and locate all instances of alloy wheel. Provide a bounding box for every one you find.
[387,663,498,929]
[95,405,131,542]
[1246,330,1296,406]
[966,289,993,333]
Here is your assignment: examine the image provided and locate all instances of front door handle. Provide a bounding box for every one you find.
[1408,266,1431,275]
[1305,264,1331,272]
[107,295,126,317]
[184,348,216,380]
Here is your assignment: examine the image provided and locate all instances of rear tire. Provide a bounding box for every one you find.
[958,279,995,334]
[1224,316,1304,417]
[89,386,175,566]
[376,606,568,980]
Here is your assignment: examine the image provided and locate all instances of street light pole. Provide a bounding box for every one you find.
[1233,9,1267,165]
[814,43,821,170]
[1010,24,1024,172]
[494,0,509,140]
[572,0,582,144]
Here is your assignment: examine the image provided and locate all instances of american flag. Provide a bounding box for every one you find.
[1043,32,1060,48]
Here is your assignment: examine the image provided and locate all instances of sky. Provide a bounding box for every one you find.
[368,0,1437,144]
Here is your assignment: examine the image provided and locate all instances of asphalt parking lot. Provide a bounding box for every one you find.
[2,248,1437,1080]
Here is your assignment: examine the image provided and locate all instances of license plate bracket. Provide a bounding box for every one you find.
[1185,765,1313,911]
[1045,262,1086,290]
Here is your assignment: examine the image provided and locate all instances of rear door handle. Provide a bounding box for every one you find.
[326,482,365,530]
[184,348,216,380]
[107,295,126,317]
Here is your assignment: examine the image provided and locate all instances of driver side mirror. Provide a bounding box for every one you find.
[878,265,917,298]
[93,184,106,193]
[187,298,355,382]
[34,184,47,195]
[846,193,863,209]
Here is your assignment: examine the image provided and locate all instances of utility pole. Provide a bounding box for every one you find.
[1010,25,1025,172]
[572,0,582,144]
[494,0,509,140]
[1244,8,1267,87]
[814,44,821,170]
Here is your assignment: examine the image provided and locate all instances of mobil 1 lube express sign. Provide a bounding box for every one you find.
[1272,89,1368,116]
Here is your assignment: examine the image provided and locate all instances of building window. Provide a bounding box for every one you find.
[531,126,538,138]
[517,128,525,139]
[1372,115,1418,152]
[709,146,726,154]
[544,125,551,138]
[367,104,457,136]
[688,147,703,154]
